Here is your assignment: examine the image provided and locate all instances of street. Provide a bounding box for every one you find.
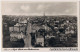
[24,22,32,47]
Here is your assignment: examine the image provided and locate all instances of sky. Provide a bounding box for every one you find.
[2,1,77,16]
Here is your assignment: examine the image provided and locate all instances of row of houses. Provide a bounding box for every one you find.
[9,18,28,41]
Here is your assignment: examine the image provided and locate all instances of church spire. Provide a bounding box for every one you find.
[43,11,45,16]
[43,10,45,17]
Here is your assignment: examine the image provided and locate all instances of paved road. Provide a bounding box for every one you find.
[24,22,32,47]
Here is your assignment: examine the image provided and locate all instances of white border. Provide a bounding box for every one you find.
[0,0,79,52]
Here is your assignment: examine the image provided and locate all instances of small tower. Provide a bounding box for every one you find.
[43,10,45,17]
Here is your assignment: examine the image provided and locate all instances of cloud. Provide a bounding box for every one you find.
[65,9,70,13]
[37,5,45,10]
[2,2,77,16]
[20,5,30,12]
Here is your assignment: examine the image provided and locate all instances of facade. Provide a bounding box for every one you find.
[9,19,28,41]
[36,38,44,46]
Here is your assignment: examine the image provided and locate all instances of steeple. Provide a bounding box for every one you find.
[43,11,45,16]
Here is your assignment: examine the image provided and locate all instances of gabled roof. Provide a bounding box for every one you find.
[19,19,27,23]
[14,23,20,26]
